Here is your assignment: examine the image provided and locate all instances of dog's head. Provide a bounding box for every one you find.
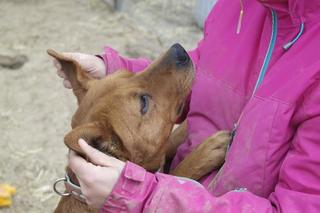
[48,44,194,171]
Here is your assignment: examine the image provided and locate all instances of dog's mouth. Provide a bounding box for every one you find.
[90,140,116,158]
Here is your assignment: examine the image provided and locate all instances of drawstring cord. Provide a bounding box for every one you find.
[236,0,304,50]
[236,0,244,34]
[283,22,305,50]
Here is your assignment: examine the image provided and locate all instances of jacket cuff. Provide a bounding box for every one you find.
[99,161,156,212]
[97,46,122,75]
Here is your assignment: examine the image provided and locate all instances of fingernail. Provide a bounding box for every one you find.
[63,80,72,89]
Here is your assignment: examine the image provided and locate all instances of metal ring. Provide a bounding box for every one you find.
[53,177,70,197]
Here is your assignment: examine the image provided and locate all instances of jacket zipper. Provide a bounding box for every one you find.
[253,9,278,93]
[209,8,278,191]
[230,8,278,145]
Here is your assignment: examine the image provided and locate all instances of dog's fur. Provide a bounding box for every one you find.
[48,45,230,213]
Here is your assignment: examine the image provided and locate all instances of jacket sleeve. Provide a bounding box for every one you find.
[99,162,275,213]
[99,39,203,75]
[100,83,320,213]
[99,46,151,75]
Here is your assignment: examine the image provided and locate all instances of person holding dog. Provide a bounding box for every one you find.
[55,0,320,212]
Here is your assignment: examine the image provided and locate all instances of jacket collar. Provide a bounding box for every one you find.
[258,0,320,24]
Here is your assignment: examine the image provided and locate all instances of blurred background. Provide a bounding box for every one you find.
[0,0,215,212]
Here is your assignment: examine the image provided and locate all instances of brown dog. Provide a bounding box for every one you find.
[48,44,230,213]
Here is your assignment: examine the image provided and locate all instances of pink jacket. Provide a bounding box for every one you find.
[99,0,320,212]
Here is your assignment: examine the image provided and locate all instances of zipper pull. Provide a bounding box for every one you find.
[236,0,244,34]
[229,123,238,149]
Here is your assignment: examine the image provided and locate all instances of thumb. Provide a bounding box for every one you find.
[63,53,106,78]
[61,52,82,60]
[60,52,89,69]
[78,139,122,167]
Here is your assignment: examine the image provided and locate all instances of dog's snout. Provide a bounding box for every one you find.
[171,43,190,66]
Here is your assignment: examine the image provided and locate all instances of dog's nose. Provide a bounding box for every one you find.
[171,43,190,65]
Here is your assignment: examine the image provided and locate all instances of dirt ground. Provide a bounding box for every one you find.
[0,0,201,212]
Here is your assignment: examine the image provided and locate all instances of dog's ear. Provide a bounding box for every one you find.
[47,49,93,104]
[64,122,103,155]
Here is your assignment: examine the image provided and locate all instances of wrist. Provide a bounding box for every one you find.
[95,55,108,76]
[100,161,156,212]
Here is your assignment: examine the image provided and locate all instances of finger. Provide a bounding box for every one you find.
[60,52,88,72]
[52,58,62,70]
[61,52,77,59]
[57,68,66,78]
[78,139,120,167]
[63,79,72,89]
[62,52,83,62]
[68,150,92,177]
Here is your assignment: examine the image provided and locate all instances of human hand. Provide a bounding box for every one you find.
[53,52,107,88]
[68,139,125,209]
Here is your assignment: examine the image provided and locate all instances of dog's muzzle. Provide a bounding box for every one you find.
[53,173,86,203]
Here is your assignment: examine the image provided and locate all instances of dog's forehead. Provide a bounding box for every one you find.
[87,76,132,98]
[83,80,138,111]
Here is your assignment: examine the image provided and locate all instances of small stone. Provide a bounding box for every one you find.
[0,54,28,69]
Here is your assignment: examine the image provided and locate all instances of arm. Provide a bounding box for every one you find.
[99,39,203,75]
[101,84,320,212]
[98,46,151,74]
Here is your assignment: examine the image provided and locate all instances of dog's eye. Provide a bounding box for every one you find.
[140,94,150,115]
